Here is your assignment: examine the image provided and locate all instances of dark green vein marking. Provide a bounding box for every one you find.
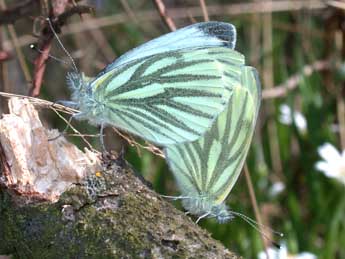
[125,106,173,133]
[206,93,250,189]
[213,156,243,198]
[104,73,221,98]
[149,59,214,77]
[129,53,175,80]
[165,99,213,119]
[96,58,146,95]
[174,145,201,192]
[184,144,200,185]
[110,107,175,142]
[144,105,199,136]
[110,108,140,134]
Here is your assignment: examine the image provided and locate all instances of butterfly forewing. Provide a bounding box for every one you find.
[68,22,240,146]
[97,22,236,75]
[91,47,245,145]
[165,65,261,209]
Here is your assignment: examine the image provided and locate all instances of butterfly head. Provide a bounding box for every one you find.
[65,72,105,123]
[66,72,94,105]
[66,72,87,92]
[181,194,233,223]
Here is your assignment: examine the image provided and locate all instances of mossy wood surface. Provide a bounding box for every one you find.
[0,155,239,258]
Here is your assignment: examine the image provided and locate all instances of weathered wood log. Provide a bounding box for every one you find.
[0,98,239,258]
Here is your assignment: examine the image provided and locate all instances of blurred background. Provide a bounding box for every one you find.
[1,0,345,258]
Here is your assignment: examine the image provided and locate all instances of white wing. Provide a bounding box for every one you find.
[97,22,236,76]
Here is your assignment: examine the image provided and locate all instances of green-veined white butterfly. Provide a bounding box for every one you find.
[164,64,261,223]
[63,22,238,146]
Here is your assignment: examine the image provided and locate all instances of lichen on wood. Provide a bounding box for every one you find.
[0,98,239,258]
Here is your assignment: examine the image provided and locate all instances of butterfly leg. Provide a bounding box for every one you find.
[195,212,211,224]
[99,123,107,151]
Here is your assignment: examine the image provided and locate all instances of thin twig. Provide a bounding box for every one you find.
[0,50,11,62]
[0,0,85,25]
[0,91,77,114]
[0,0,32,89]
[0,91,164,157]
[83,14,117,63]
[0,0,40,25]
[186,10,198,24]
[3,1,327,51]
[199,0,209,21]
[50,107,96,151]
[337,95,345,150]
[244,164,269,255]
[111,127,164,158]
[263,5,283,178]
[153,0,176,31]
[262,60,330,99]
[120,0,139,24]
[29,4,93,97]
[327,0,345,10]
[0,0,325,26]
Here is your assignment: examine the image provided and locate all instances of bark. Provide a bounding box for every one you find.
[0,98,239,259]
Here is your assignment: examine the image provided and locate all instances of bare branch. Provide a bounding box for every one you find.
[153,0,177,31]
[0,0,40,25]
[262,60,330,99]
[29,4,93,97]
[0,51,11,62]
[200,0,209,21]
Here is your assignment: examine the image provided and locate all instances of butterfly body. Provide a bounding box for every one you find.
[164,66,261,222]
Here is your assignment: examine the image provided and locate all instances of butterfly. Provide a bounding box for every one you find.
[164,64,261,223]
[63,22,239,146]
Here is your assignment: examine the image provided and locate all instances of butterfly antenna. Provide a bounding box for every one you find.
[30,44,68,65]
[230,211,284,237]
[45,17,78,73]
[230,210,283,246]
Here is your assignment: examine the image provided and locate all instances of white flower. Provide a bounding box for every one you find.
[258,244,317,259]
[279,104,307,134]
[269,181,285,197]
[315,143,345,185]
[258,244,287,259]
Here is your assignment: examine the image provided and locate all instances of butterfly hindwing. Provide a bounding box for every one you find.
[164,65,261,218]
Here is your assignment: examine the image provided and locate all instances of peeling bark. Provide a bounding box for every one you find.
[0,98,239,258]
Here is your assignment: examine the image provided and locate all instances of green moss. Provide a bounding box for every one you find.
[0,162,238,259]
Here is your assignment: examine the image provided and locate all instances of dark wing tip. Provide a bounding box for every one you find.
[197,21,237,49]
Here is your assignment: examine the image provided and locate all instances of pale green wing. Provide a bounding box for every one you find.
[96,22,236,76]
[164,66,261,206]
[90,47,244,145]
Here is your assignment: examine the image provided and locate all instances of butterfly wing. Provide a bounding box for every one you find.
[97,22,237,76]
[91,47,245,145]
[164,66,261,206]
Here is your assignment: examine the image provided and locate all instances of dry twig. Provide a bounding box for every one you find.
[29,4,93,97]
[200,0,209,21]
[153,0,177,31]
[262,60,330,99]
